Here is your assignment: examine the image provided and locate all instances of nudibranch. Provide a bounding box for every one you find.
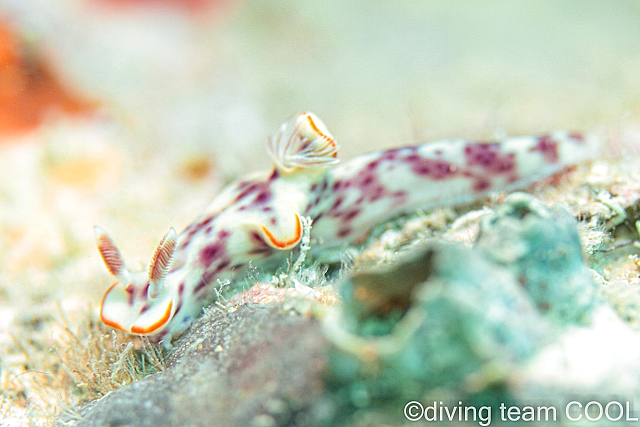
[96,111,596,347]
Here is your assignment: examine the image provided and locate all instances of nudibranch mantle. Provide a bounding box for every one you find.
[96,111,596,347]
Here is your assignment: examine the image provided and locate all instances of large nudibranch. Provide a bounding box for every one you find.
[96,111,596,347]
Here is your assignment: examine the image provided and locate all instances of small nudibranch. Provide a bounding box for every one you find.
[95,111,596,347]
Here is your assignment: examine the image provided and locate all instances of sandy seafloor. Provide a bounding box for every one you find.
[0,1,639,425]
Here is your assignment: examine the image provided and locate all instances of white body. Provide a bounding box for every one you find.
[95,112,596,347]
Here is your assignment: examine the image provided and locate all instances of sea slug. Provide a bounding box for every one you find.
[95,111,595,347]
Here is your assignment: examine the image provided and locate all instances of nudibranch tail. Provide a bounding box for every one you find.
[306,130,597,244]
[267,111,340,173]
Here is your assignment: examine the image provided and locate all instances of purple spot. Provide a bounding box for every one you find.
[414,162,431,174]
[185,215,217,239]
[310,183,318,192]
[404,153,458,180]
[178,283,185,296]
[434,150,443,156]
[320,180,328,191]
[269,169,280,181]
[239,206,247,211]
[233,179,273,207]
[194,279,207,294]
[125,286,135,305]
[498,153,516,172]
[331,197,344,210]
[370,186,384,201]
[218,230,230,239]
[424,160,455,178]
[330,166,398,213]
[465,143,497,166]
[344,209,360,221]
[234,182,259,202]
[465,143,516,174]
[405,154,420,162]
[270,217,277,225]
[332,180,342,191]
[366,160,380,170]
[530,135,559,163]
[254,191,271,205]
[250,231,268,246]
[261,206,273,212]
[174,301,182,316]
[337,228,352,238]
[473,178,492,193]
[140,304,150,314]
[205,226,213,234]
[381,150,399,161]
[215,259,231,273]
[200,242,225,268]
